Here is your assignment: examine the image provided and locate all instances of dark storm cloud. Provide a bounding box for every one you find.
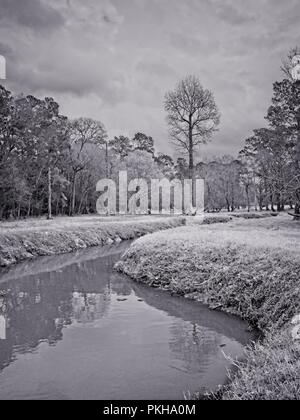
[0,0,125,103]
[8,55,127,105]
[1,0,299,157]
[0,0,65,33]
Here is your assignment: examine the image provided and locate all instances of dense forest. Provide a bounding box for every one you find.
[0,51,299,219]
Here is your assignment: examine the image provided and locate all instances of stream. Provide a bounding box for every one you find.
[0,241,255,400]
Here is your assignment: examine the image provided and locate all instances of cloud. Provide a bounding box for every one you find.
[0,42,12,56]
[102,3,124,25]
[136,58,176,79]
[1,0,125,103]
[210,0,255,25]
[0,0,65,33]
[55,0,124,30]
[169,33,208,54]
[1,0,299,158]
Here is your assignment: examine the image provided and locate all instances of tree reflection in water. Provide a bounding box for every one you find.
[168,322,220,374]
[129,281,254,377]
[0,243,255,400]
[0,250,129,372]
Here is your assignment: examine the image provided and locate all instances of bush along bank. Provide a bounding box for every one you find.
[0,218,187,268]
[115,224,300,400]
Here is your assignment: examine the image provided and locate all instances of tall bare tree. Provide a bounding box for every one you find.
[165,75,220,204]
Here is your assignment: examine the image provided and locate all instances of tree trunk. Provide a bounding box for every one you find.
[27,198,31,217]
[188,117,196,207]
[246,186,250,212]
[105,141,109,178]
[55,197,59,216]
[71,172,77,216]
[78,190,88,214]
[277,201,281,212]
[226,197,230,212]
[271,194,275,212]
[47,166,52,220]
[295,107,300,215]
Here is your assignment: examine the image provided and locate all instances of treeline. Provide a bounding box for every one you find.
[0,48,299,219]
[0,82,261,219]
[0,85,101,219]
[0,84,174,219]
[238,50,300,215]
[0,82,262,218]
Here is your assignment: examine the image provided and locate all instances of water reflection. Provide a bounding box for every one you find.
[0,248,130,372]
[0,242,255,400]
[130,282,253,379]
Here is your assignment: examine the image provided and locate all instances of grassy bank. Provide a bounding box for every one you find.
[115,215,300,400]
[0,215,186,267]
[0,213,236,268]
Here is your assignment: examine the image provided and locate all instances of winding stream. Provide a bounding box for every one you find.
[0,242,254,400]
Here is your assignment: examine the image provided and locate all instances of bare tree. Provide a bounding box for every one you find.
[165,75,220,205]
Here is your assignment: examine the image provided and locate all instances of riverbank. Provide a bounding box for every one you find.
[115,215,300,400]
[0,213,236,268]
[0,215,187,267]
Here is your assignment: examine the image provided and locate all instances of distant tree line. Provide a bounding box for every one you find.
[0,83,243,218]
[0,49,299,219]
[0,85,171,219]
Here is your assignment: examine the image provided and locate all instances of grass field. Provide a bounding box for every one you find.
[116,214,300,400]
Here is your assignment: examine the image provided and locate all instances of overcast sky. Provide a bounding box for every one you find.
[0,0,299,158]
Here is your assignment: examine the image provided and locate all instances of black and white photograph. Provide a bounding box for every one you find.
[0,0,299,404]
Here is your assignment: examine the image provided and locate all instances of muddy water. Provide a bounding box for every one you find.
[0,242,254,400]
